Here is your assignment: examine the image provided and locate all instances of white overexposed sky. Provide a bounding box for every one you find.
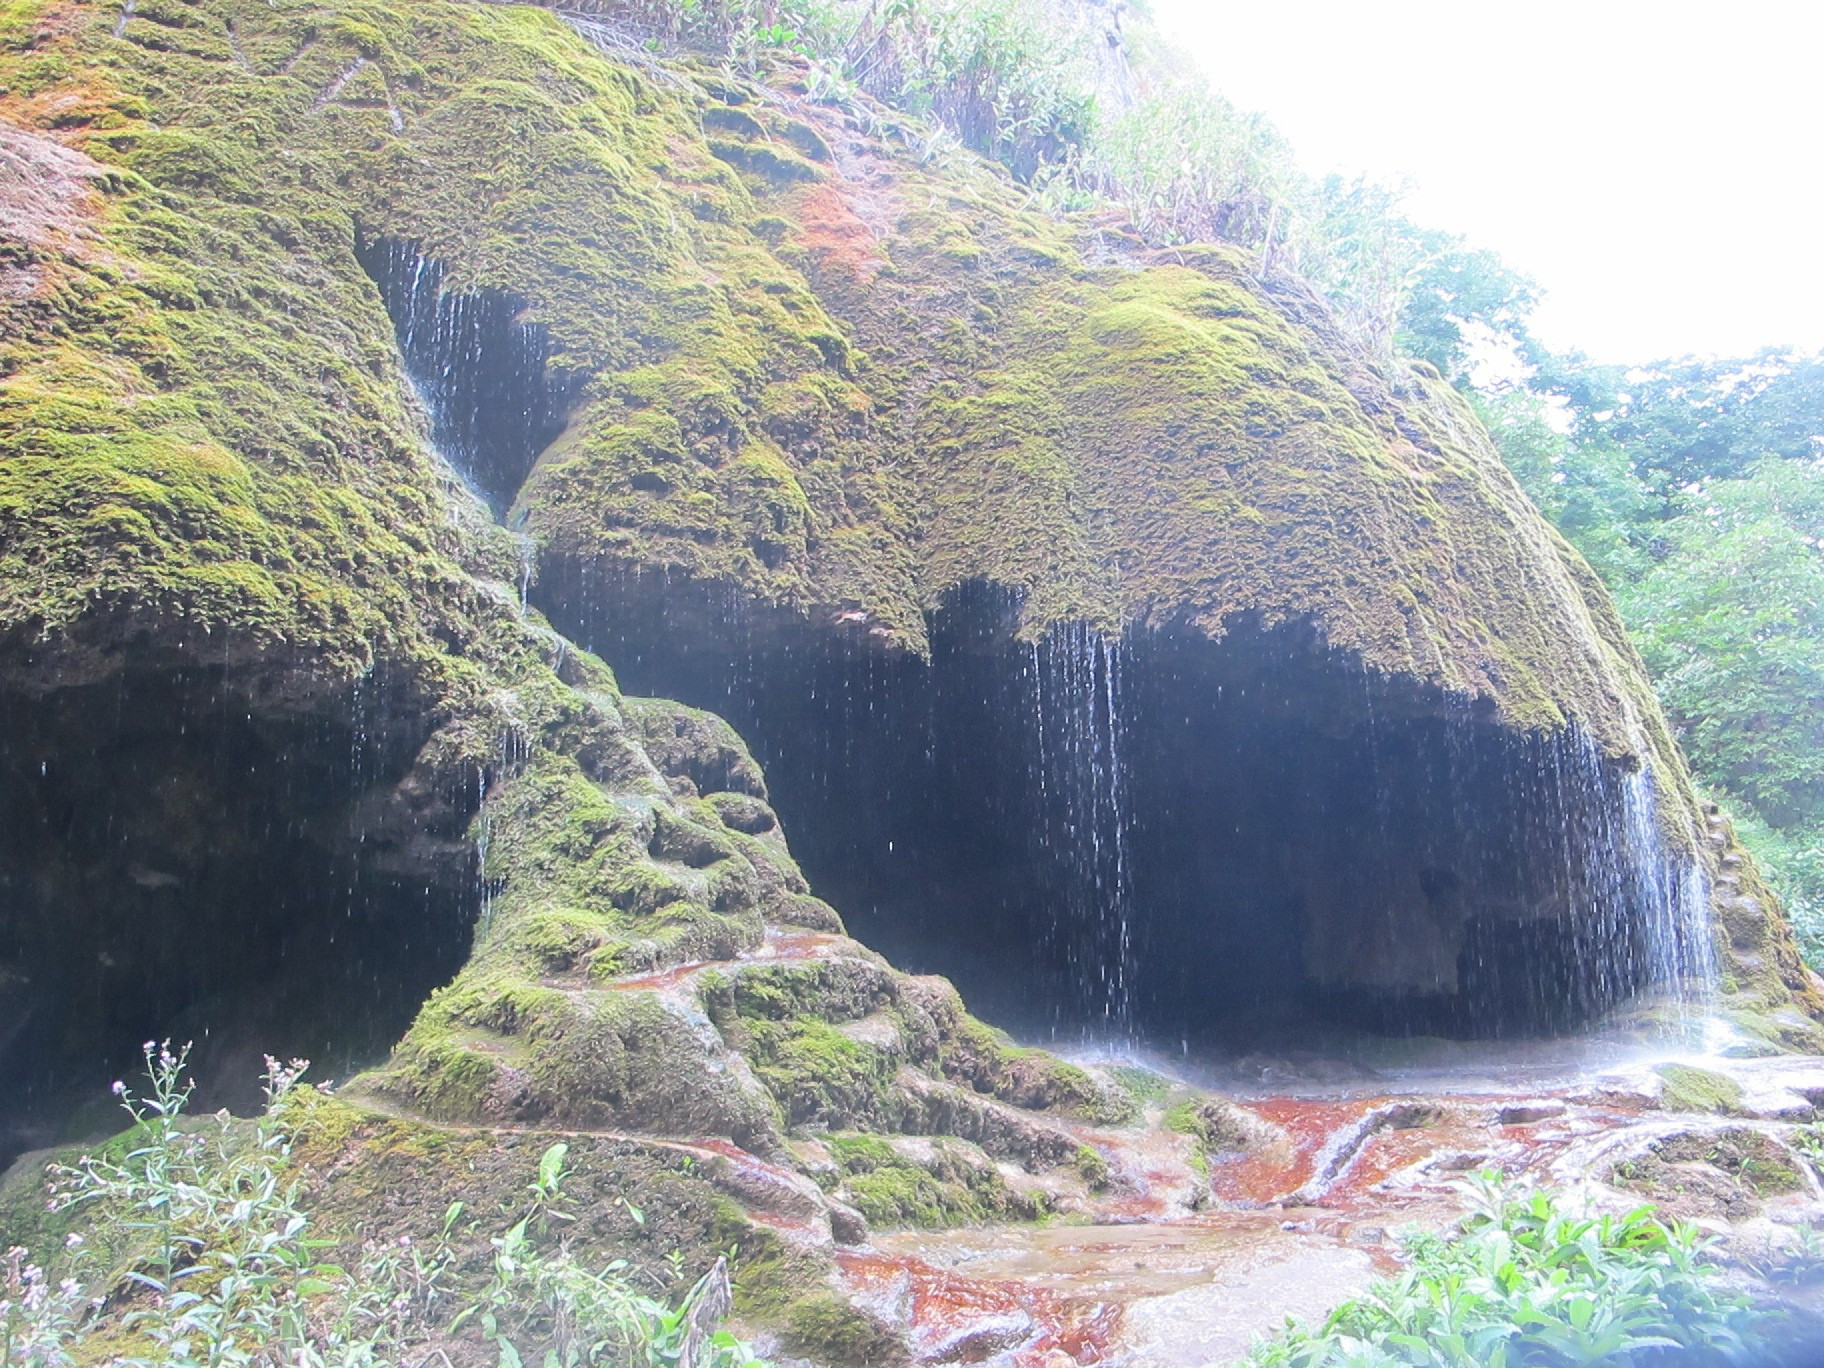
[1146,0,1824,364]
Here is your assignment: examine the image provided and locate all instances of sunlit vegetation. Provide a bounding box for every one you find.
[10,1055,1778,1368]
[574,0,1491,362]
[729,13,1824,934]
[575,3,1824,951]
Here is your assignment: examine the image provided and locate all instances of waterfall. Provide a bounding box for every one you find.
[1560,729,1718,1034]
[1621,760,1719,1023]
[357,237,575,518]
[1028,622,1135,1039]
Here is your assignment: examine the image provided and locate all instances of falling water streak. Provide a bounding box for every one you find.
[1620,757,1718,1029]
[513,530,537,609]
[1539,727,1718,1040]
[474,764,495,942]
[1098,631,1134,1035]
[361,239,576,960]
[1026,623,1134,1041]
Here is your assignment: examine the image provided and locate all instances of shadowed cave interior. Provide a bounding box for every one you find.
[357,234,580,517]
[0,666,480,1168]
[552,575,1701,1053]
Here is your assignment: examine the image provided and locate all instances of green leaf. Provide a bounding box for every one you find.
[537,1142,569,1194]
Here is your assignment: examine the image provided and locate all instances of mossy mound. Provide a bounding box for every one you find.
[3,3,1823,1354]
[3,0,1818,1032]
[1611,1124,1808,1223]
[819,1131,1044,1229]
[0,0,1679,747]
[0,5,1182,1351]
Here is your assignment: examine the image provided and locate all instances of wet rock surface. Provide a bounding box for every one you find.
[818,1050,1824,1365]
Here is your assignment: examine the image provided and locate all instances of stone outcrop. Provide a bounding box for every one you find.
[2,0,1823,1357]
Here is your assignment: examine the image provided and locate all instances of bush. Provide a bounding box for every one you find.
[1248,1172,1765,1367]
[3,1044,768,1368]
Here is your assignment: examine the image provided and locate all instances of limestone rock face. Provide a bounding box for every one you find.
[2,6,1823,1352]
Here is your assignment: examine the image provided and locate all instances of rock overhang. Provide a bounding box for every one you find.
[0,0,1821,1295]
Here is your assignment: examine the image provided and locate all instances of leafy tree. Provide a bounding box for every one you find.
[1619,459,1824,831]
[1471,389,1651,588]
[1479,341,1824,958]
[1570,351,1824,502]
[1396,233,1539,383]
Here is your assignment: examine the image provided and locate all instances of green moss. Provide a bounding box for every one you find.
[11,4,1815,1355]
[0,1143,80,1259]
[708,135,820,184]
[721,1201,899,1364]
[730,957,894,1025]
[1656,1063,1746,1115]
[1163,1092,1260,1158]
[1108,1064,1173,1107]
[1614,1126,1806,1210]
[825,1132,1038,1228]
[781,1291,903,1368]
[937,1014,1135,1123]
[1161,1099,1202,1136]
[1073,1143,1110,1191]
[746,1016,895,1129]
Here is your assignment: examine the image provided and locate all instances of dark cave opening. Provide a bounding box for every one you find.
[0,667,479,1168]
[548,574,1706,1050]
[356,235,580,516]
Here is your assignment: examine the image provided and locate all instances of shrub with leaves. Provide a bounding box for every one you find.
[1248,1173,1765,1367]
[45,1043,411,1367]
[454,1141,764,1368]
[13,1045,769,1368]
[1,1241,90,1368]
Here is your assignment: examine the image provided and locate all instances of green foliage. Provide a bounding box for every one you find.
[1074,75,1301,250]
[43,1043,432,1366]
[595,0,1097,179]
[0,1245,86,1368]
[1617,459,1824,829]
[11,1048,769,1368]
[1395,233,1539,383]
[1745,1219,1824,1287]
[590,0,1512,361]
[1577,351,1824,504]
[454,1146,763,1368]
[1247,1174,1764,1367]
[1474,339,1824,964]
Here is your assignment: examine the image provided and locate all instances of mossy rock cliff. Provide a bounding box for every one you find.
[3,0,1824,1355]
